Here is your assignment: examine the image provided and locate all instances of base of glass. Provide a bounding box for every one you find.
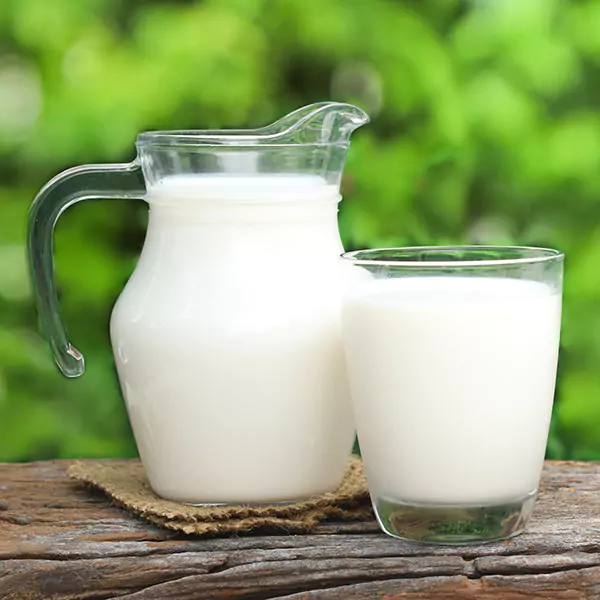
[373,491,537,544]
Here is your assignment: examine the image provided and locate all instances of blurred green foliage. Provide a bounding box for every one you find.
[0,0,598,461]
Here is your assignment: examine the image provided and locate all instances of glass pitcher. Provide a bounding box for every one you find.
[28,102,369,504]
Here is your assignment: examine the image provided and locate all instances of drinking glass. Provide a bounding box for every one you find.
[342,246,563,544]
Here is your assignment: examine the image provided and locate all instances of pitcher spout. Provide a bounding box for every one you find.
[262,102,370,145]
[136,102,369,188]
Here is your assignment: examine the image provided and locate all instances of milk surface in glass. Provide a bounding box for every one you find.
[110,175,355,504]
[343,276,561,506]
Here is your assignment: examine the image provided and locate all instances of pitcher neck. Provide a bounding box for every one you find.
[145,198,344,257]
[147,197,342,224]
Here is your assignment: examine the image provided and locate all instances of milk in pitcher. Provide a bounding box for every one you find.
[111,175,356,504]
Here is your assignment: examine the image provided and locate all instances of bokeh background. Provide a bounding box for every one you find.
[0,0,598,461]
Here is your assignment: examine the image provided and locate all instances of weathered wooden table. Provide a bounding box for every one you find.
[1,460,600,599]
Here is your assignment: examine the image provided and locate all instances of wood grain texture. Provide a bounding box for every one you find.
[1,460,600,599]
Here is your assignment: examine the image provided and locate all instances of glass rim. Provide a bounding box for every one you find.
[136,131,349,148]
[341,246,564,268]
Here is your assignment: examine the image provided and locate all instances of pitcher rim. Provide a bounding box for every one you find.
[136,132,353,148]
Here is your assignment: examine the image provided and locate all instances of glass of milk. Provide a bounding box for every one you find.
[342,246,563,544]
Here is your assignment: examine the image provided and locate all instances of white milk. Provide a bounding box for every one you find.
[343,276,562,506]
[111,175,355,504]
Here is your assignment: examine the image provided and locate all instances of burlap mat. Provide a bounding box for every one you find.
[68,456,372,535]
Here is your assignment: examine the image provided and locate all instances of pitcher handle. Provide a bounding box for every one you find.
[27,161,146,378]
